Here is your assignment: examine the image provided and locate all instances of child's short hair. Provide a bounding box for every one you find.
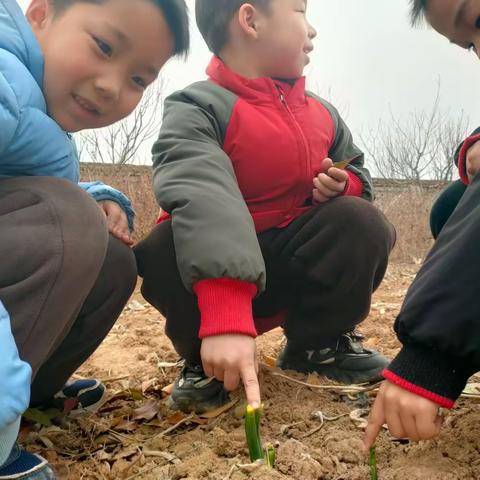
[195,0,270,55]
[410,0,427,25]
[53,0,189,56]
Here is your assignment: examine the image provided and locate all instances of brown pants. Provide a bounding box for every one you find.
[135,196,396,365]
[0,177,137,405]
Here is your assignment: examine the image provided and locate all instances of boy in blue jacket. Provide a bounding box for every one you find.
[0,0,189,477]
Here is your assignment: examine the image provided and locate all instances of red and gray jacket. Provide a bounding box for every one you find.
[152,57,373,339]
[384,128,480,408]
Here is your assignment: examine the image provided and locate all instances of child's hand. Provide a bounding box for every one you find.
[201,334,261,407]
[363,380,443,449]
[97,200,133,246]
[466,140,480,182]
[313,158,349,203]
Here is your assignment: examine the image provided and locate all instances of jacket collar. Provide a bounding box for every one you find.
[206,56,306,107]
[0,0,44,89]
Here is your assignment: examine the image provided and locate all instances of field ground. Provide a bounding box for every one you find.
[20,262,480,479]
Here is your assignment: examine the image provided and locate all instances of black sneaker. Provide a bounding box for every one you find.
[167,364,229,414]
[35,379,107,416]
[277,332,389,384]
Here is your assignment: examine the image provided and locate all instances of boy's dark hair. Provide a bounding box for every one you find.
[195,0,270,55]
[410,0,427,26]
[52,0,189,56]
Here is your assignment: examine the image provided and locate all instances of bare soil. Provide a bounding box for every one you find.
[20,263,480,480]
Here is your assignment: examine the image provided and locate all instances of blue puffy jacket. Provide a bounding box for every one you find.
[0,0,134,228]
[0,304,31,435]
[0,0,134,433]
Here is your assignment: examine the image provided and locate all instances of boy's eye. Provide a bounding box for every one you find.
[93,36,113,57]
[476,16,480,28]
[132,76,147,88]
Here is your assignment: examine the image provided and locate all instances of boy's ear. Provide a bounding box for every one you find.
[26,0,52,32]
[237,3,260,39]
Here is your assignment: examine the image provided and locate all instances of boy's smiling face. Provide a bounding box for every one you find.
[27,0,174,132]
[253,0,316,78]
[425,0,480,56]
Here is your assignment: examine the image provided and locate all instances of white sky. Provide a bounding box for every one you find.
[17,0,480,162]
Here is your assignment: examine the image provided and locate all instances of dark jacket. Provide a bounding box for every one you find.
[385,128,480,407]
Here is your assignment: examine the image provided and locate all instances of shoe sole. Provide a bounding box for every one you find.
[167,391,230,414]
[278,357,386,384]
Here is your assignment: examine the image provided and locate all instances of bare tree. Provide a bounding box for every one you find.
[77,77,165,165]
[359,86,469,184]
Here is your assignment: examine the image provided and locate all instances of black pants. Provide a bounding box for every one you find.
[135,197,395,365]
[0,177,137,405]
[430,180,467,239]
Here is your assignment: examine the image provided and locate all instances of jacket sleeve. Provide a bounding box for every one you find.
[0,72,19,158]
[0,301,31,430]
[151,87,266,295]
[455,127,480,185]
[78,181,135,231]
[385,173,480,408]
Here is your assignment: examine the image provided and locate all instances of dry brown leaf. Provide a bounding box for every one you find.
[198,398,238,419]
[112,419,138,433]
[141,378,160,394]
[161,383,174,397]
[166,411,188,425]
[306,373,322,386]
[113,446,139,461]
[262,356,277,368]
[132,400,160,422]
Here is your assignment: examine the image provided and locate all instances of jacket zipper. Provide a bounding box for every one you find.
[277,87,311,214]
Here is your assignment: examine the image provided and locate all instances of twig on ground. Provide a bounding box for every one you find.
[271,371,381,393]
[151,413,195,439]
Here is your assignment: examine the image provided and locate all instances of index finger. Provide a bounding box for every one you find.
[241,364,261,408]
[363,398,385,451]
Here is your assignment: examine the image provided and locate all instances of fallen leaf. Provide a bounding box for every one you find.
[23,409,53,427]
[166,412,188,425]
[463,383,480,395]
[306,373,322,386]
[262,356,277,368]
[133,400,160,422]
[161,383,174,397]
[198,398,238,419]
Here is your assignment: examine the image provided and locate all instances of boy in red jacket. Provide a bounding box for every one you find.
[364,0,480,448]
[136,0,395,413]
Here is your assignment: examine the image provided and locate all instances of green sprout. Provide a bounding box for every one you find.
[244,404,276,467]
[369,445,378,480]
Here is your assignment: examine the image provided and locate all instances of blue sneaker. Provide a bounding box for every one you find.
[0,444,56,479]
[38,379,107,415]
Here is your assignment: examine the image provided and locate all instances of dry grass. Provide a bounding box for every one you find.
[80,163,442,262]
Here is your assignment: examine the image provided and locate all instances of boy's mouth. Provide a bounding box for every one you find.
[73,94,101,115]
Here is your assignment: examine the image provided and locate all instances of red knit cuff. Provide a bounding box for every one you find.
[383,369,454,409]
[193,278,257,338]
[342,170,363,197]
[156,209,171,225]
[458,133,480,185]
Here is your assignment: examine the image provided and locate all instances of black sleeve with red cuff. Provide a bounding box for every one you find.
[384,345,474,408]
[455,128,480,185]
[385,173,480,408]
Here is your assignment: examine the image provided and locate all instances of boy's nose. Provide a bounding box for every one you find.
[93,75,121,101]
[308,23,317,40]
